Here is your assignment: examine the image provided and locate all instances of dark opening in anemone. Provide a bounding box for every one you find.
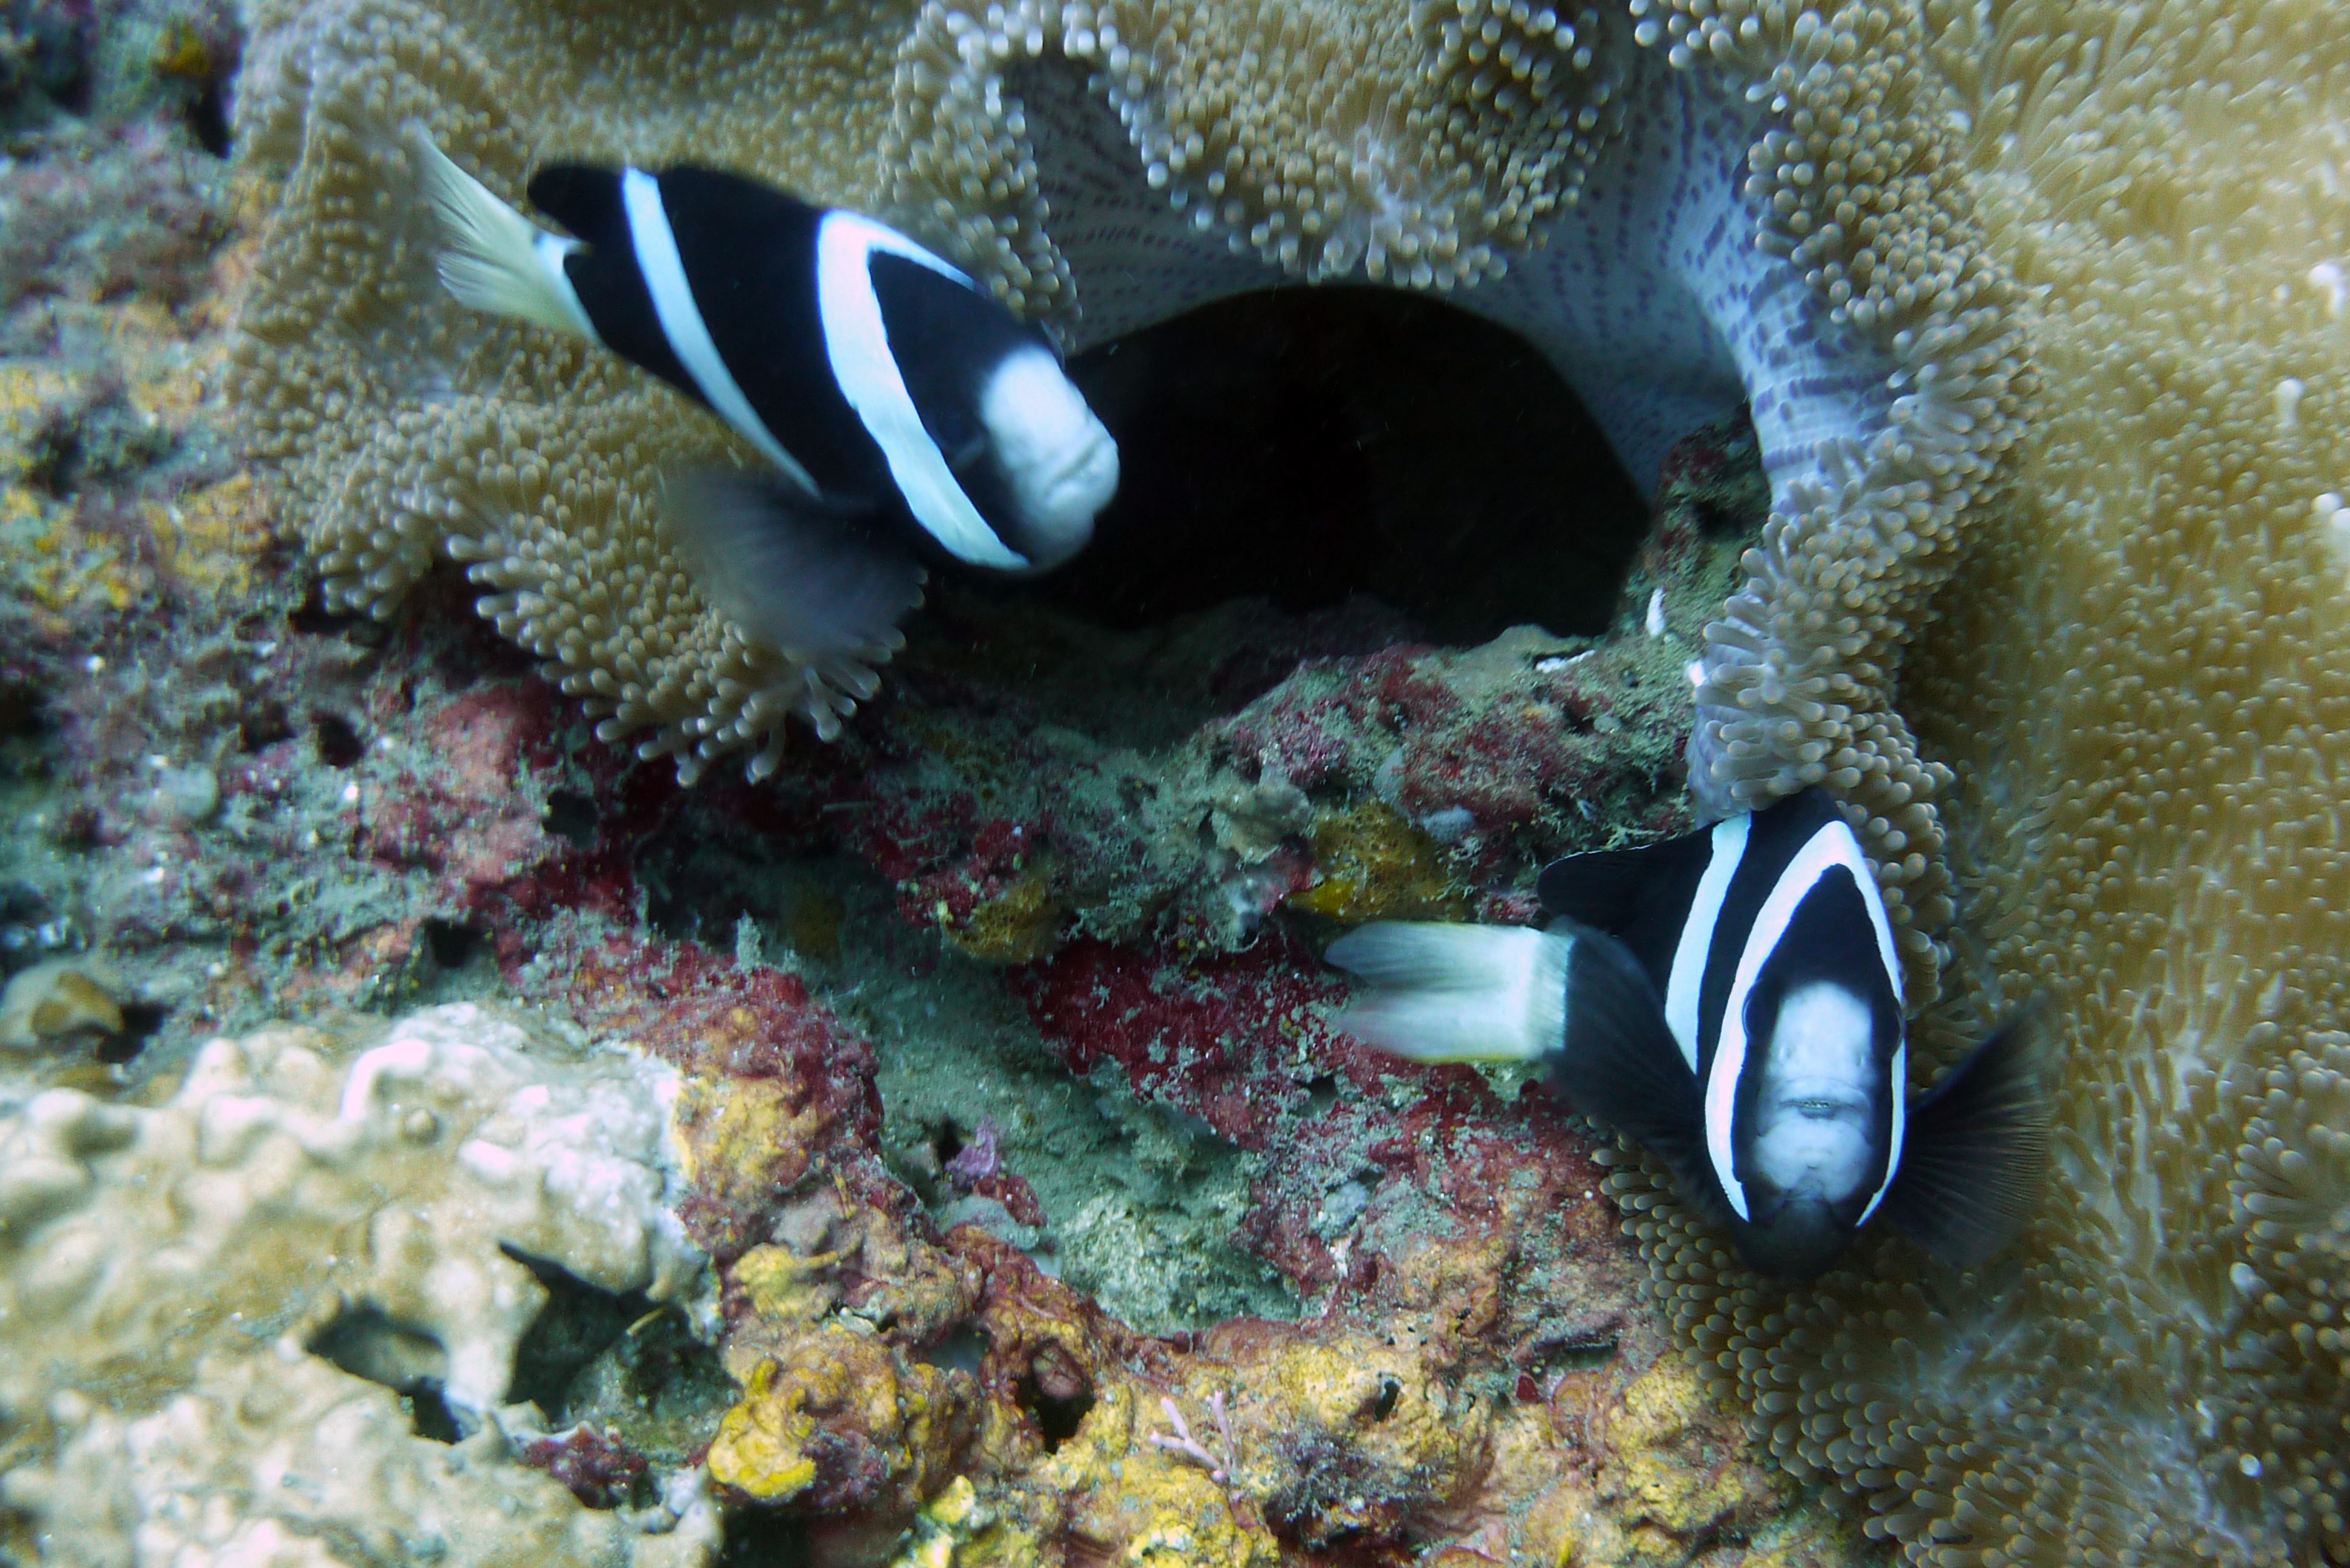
[1041,287,1648,643]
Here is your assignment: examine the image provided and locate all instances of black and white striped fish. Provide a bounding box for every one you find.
[408,131,1120,661]
[1326,788,2047,1278]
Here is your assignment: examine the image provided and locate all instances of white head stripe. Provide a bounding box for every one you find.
[618,168,818,496]
[1855,1039,1906,1225]
[1703,816,1898,1220]
[815,212,1029,571]
[1666,814,1749,1073]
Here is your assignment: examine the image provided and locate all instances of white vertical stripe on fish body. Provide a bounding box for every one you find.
[815,212,1029,571]
[618,168,820,496]
[1664,812,1749,1073]
[1856,1039,1905,1225]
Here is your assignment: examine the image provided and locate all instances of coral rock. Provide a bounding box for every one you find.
[0,1003,718,1562]
[0,957,124,1052]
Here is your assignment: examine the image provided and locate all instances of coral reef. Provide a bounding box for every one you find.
[822,590,1704,961]
[0,956,126,1052]
[225,0,2029,1023]
[1,0,240,135]
[50,0,2349,1560]
[0,91,1877,1555]
[0,105,1882,1552]
[0,1003,721,1562]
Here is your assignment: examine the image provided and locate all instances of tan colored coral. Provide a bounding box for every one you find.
[1604,0,2350,1561]
[883,0,1637,330]
[0,1004,719,1563]
[16,1351,720,1568]
[1655,0,2032,988]
[0,959,126,1053]
[231,0,919,783]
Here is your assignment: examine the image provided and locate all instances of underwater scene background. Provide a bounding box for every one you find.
[1,0,2346,1564]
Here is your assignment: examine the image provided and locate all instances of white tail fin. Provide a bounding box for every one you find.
[1324,923,1570,1064]
[407,126,595,340]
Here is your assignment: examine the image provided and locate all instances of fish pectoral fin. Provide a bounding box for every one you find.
[660,467,927,664]
[1324,922,1571,1064]
[1881,1000,2053,1269]
[1547,921,1718,1206]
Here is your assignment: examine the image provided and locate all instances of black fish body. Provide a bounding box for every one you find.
[1327,789,2047,1278]
[409,132,1119,662]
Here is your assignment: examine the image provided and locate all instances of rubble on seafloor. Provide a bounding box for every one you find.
[0,23,1868,1566]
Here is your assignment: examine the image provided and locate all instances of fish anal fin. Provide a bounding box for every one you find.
[661,467,926,665]
[1547,921,1719,1211]
[1882,1002,2052,1269]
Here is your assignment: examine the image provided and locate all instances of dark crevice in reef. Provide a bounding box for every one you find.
[285,586,365,638]
[234,696,295,754]
[506,1250,735,1465]
[304,1304,464,1442]
[184,77,233,158]
[541,788,600,849]
[1017,1366,1097,1451]
[305,1249,732,1452]
[1047,285,1648,644]
[719,1512,815,1567]
[96,997,166,1062]
[311,710,363,768]
[0,670,50,744]
[407,1383,465,1444]
[501,1245,654,1419]
[421,916,483,971]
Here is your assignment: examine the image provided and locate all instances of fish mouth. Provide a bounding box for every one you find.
[1013,419,1120,571]
[1034,421,1119,516]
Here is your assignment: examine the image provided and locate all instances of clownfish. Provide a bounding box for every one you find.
[1326,788,2048,1279]
[407,130,1120,661]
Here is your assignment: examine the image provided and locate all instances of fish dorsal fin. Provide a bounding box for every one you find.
[1537,824,1718,935]
[1535,846,1653,932]
[1881,1003,2051,1268]
[1547,921,1721,1217]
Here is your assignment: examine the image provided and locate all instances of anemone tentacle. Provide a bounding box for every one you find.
[880,0,2026,1002]
[229,5,2350,1561]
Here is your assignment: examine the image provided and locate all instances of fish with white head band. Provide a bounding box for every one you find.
[407,129,1121,664]
[1326,788,2048,1279]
